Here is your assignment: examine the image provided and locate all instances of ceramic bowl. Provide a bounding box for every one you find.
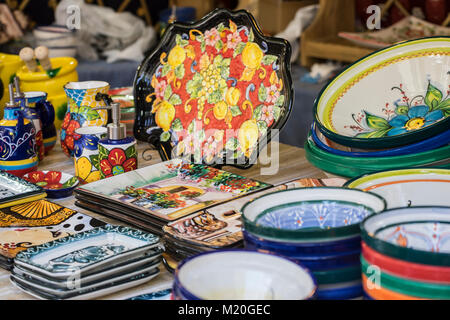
[361,206,450,266]
[174,250,317,300]
[23,170,79,199]
[311,123,450,158]
[316,281,363,300]
[305,134,450,178]
[313,265,362,285]
[32,25,75,40]
[314,37,450,149]
[345,168,450,209]
[362,274,427,300]
[241,187,386,242]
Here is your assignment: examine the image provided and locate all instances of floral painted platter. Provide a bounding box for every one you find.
[314,37,450,149]
[133,8,293,168]
[23,171,79,199]
[14,225,161,279]
[339,16,450,49]
[361,206,450,266]
[0,171,46,208]
[75,159,270,222]
[241,187,386,242]
[345,168,450,209]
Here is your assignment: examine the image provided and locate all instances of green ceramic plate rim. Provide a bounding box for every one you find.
[313,265,362,285]
[241,187,386,241]
[361,256,450,299]
[360,206,450,267]
[344,168,450,188]
[313,36,450,149]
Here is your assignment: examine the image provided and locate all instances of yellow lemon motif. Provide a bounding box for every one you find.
[75,157,92,181]
[168,45,186,67]
[225,87,241,106]
[241,42,263,69]
[213,101,229,120]
[155,101,176,132]
[85,170,101,183]
[238,120,259,156]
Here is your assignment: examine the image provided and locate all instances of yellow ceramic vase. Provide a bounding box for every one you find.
[0,53,24,117]
[16,57,79,129]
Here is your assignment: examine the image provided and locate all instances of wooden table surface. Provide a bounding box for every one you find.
[0,141,327,300]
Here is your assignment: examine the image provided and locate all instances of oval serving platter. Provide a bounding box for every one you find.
[314,37,450,149]
[361,206,450,266]
[345,168,450,209]
[133,8,293,169]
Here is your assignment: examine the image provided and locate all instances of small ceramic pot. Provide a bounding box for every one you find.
[73,126,107,184]
[60,81,109,157]
[98,137,138,179]
[23,170,79,199]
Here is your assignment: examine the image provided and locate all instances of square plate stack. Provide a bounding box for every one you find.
[9,225,164,300]
[306,37,450,179]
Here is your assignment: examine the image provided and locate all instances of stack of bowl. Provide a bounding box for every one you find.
[33,25,77,58]
[360,207,450,300]
[306,37,450,179]
[241,188,387,300]
[172,250,317,300]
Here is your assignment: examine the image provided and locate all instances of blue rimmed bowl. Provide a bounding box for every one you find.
[173,250,317,300]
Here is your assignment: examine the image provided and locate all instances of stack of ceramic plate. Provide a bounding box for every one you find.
[306,37,450,178]
[241,187,387,300]
[361,207,450,300]
[10,225,164,300]
[172,250,317,300]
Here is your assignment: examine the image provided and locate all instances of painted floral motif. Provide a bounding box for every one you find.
[98,144,137,178]
[147,20,285,163]
[23,171,78,190]
[347,82,449,138]
[256,201,373,230]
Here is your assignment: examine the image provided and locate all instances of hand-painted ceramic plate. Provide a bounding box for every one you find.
[14,225,161,279]
[361,206,450,266]
[311,123,450,158]
[133,8,293,168]
[241,187,386,241]
[314,37,450,149]
[23,171,79,199]
[345,168,450,209]
[305,134,450,178]
[0,171,46,208]
[174,250,316,300]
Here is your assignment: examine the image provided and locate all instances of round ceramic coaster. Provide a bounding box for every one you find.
[361,256,450,299]
[361,206,450,266]
[361,242,450,284]
[174,250,317,300]
[345,168,450,208]
[314,37,450,149]
[241,187,386,242]
[23,170,79,199]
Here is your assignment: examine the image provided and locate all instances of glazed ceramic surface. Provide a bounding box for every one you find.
[241,187,386,241]
[127,288,172,300]
[76,159,270,222]
[339,16,450,49]
[175,250,316,300]
[315,37,450,149]
[73,126,107,184]
[14,225,161,279]
[0,171,44,206]
[134,8,293,168]
[361,207,450,266]
[311,123,450,158]
[346,168,450,208]
[60,81,109,157]
[98,137,138,179]
[23,171,79,199]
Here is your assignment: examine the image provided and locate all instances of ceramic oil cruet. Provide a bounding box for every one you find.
[0,84,38,177]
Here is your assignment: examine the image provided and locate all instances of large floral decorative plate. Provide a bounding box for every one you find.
[361,206,450,266]
[345,168,450,209]
[133,9,293,168]
[314,37,450,149]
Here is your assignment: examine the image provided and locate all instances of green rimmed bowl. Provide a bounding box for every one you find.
[305,133,450,178]
[314,37,450,149]
[361,255,450,299]
[313,265,362,285]
[361,206,450,267]
[241,187,386,242]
